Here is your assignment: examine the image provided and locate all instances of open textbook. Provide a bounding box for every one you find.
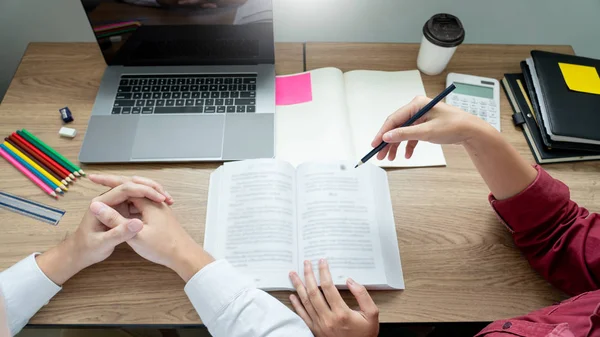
[276,68,446,167]
[204,159,405,291]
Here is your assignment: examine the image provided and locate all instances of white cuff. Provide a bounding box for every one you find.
[184,259,255,324]
[0,253,61,335]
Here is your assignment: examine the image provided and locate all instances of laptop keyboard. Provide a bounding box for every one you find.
[112,74,257,115]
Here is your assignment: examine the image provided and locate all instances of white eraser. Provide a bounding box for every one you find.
[59,127,77,138]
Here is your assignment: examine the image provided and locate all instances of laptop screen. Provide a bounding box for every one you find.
[80,0,274,66]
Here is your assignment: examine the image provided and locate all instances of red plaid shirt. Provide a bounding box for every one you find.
[476,166,600,337]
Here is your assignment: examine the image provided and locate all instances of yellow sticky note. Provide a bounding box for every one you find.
[558,62,600,95]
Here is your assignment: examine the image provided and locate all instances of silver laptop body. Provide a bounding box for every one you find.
[78,0,275,163]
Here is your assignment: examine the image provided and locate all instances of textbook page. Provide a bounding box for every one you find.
[204,159,297,290]
[276,68,354,166]
[344,70,446,168]
[295,161,391,288]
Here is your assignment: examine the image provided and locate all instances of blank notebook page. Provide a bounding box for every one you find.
[275,68,354,166]
[344,70,446,168]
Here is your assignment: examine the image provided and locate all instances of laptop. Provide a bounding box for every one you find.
[78,0,275,163]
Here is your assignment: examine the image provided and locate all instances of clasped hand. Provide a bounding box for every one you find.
[37,174,212,286]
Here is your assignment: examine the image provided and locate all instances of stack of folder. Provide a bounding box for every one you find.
[502,50,600,164]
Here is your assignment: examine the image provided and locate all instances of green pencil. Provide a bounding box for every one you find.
[19,129,85,176]
[17,130,79,177]
[96,27,139,39]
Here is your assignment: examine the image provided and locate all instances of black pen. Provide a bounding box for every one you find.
[354,83,457,168]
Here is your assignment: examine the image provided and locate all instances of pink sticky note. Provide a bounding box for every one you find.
[276,72,313,106]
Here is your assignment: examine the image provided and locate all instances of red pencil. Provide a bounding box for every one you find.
[11,133,72,179]
[8,135,71,182]
[11,132,75,180]
[5,137,68,186]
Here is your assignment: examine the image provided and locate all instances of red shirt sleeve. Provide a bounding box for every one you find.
[489,165,600,296]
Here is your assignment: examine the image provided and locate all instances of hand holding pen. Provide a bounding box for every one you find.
[356,84,456,167]
[357,83,501,166]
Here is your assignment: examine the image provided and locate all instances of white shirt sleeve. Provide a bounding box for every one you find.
[0,254,61,336]
[184,260,313,337]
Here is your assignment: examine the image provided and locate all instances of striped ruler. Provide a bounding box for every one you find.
[0,191,65,226]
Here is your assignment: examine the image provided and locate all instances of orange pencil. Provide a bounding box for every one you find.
[0,147,57,198]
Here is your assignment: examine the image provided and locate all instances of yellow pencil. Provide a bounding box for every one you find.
[3,141,68,191]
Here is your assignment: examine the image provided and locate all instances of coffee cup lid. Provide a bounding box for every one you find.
[423,13,465,48]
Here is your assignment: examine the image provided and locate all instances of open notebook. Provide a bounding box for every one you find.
[205,159,405,291]
[276,68,446,167]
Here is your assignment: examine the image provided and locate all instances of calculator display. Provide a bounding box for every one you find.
[454,82,494,99]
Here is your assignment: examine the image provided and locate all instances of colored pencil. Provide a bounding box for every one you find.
[10,133,73,182]
[355,83,457,167]
[93,21,141,32]
[96,27,139,39]
[3,141,68,191]
[0,147,58,198]
[11,133,74,181]
[18,129,78,175]
[0,144,63,194]
[94,24,140,34]
[20,129,85,176]
[13,131,75,179]
[14,131,76,179]
[5,137,68,186]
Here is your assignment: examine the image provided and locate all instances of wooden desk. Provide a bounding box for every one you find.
[305,43,600,322]
[0,42,302,326]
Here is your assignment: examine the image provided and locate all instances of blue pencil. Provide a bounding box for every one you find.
[0,144,63,194]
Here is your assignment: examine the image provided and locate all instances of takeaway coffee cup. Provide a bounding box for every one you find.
[417,13,465,75]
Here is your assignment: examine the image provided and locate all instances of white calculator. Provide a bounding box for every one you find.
[446,73,501,131]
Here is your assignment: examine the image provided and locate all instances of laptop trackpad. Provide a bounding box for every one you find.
[131,115,224,160]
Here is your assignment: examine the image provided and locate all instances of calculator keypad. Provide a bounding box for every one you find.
[446,94,500,131]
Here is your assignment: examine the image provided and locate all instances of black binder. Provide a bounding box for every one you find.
[520,61,600,153]
[531,50,600,143]
[502,73,600,164]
